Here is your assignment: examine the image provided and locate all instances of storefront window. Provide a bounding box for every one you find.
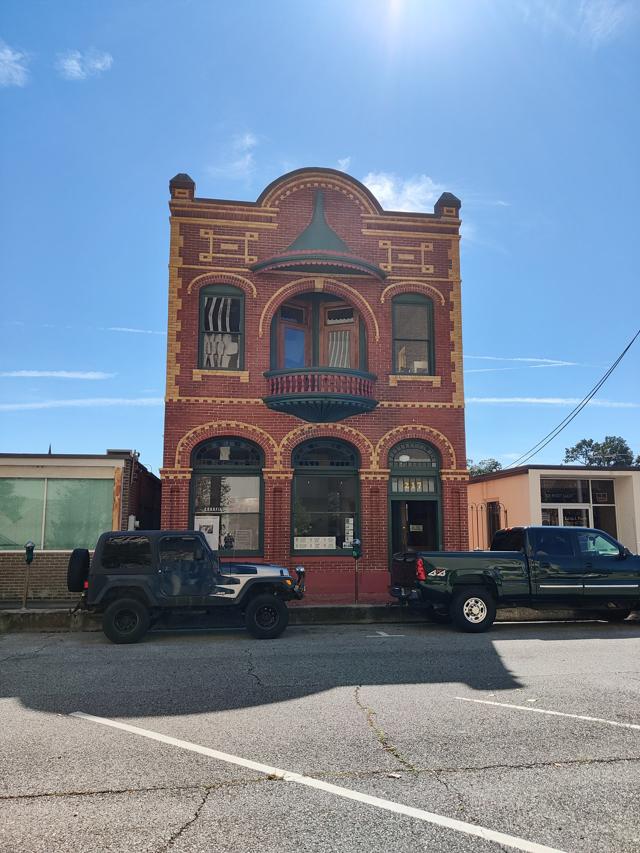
[292,440,359,553]
[191,438,263,554]
[539,477,617,537]
[0,477,113,550]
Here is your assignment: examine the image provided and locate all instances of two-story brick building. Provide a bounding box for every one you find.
[161,167,468,602]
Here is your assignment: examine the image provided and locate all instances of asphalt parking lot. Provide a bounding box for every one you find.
[1,619,639,853]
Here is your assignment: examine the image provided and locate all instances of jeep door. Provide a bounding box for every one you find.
[157,535,216,602]
[576,530,640,603]
[528,528,583,604]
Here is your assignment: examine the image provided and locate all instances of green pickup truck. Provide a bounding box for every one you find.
[389,526,640,632]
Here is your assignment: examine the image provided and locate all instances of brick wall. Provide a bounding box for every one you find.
[161,168,468,603]
[0,552,77,603]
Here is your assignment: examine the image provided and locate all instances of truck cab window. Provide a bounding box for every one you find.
[534,531,574,557]
[577,532,620,558]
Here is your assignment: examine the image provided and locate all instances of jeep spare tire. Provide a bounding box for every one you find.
[245,594,289,639]
[67,548,90,592]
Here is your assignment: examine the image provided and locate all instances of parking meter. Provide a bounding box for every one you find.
[351,538,362,560]
[25,541,35,565]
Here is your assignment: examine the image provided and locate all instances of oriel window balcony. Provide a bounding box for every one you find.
[263,294,378,423]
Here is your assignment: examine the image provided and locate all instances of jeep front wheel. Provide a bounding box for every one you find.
[245,594,289,639]
[102,598,150,644]
[450,586,496,633]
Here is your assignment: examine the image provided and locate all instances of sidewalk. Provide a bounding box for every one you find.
[2,601,637,634]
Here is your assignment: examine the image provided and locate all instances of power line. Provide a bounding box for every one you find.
[505,327,640,469]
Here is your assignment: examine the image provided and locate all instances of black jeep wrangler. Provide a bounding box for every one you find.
[67,530,305,644]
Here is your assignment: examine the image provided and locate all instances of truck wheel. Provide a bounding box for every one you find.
[606,610,631,622]
[450,586,496,633]
[67,549,90,592]
[245,594,289,639]
[102,598,150,644]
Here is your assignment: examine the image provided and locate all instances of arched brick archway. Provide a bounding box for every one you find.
[185,271,257,298]
[380,280,446,306]
[258,277,380,343]
[279,422,375,469]
[174,420,278,469]
[375,425,457,470]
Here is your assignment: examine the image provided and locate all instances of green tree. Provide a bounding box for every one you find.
[467,458,503,477]
[564,436,637,467]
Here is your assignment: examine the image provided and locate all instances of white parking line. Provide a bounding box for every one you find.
[71,711,566,853]
[456,697,640,731]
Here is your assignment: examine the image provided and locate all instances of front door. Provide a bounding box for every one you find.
[157,535,216,601]
[576,529,640,602]
[528,527,584,604]
[391,500,439,554]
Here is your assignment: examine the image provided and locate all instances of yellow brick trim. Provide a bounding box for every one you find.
[186,271,257,298]
[171,216,277,228]
[278,423,375,469]
[166,396,262,404]
[362,228,461,239]
[359,468,390,482]
[258,277,380,342]
[388,374,442,387]
[174,420,279,469]
[380,281,446,306]
[262,468,293,480]
[378,401,462,409]
[192,369,250,383]
[261,173,378,214]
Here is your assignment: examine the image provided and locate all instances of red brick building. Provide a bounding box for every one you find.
[161,168,468,602]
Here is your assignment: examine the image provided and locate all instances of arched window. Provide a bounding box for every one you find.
[392,293,434,375]
[191,438,263,554]
[389,440,440,495]
[199,285,244,370]
[292,439,360,554]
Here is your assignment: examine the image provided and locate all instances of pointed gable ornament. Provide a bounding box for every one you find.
[251,190,386,279]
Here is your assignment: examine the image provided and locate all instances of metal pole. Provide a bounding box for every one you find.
[354,557,359,604]
[22,564,31,610]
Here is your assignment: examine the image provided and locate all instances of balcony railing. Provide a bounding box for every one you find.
[263,368,378,423]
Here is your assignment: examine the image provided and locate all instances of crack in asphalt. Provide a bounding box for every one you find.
[245,648,262,688]
[0,778,266,802]
[354,686,417,773]
[0,636,62,665]
[158,787,211,852]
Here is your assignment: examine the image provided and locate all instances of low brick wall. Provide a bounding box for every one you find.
[0,551,77,603]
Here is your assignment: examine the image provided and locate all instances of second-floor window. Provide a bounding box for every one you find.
[200,285,244,370]
[392,293,434,375]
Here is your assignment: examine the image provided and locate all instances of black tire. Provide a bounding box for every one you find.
[450,586,496,633]
[67,549,90,592]
[245,594,289,639]
[102,598,150,644]
[605,610,631,622]
[426,606,452,625]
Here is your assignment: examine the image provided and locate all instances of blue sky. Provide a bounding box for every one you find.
[1,0,638,473]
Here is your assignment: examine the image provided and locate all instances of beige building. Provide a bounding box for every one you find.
[468,465,640,554]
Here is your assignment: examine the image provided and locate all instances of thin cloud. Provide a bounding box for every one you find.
[0,370,115,380]
[208,132,258,180]
[464,355,582,373]
[518,0,636,46]
[106,326,165,336]
[337,156,352,172]
[467,396,640,408]
[0,39,29,87]
[362,171,445,212]
[55,49,113,81]
[0,397,163,412]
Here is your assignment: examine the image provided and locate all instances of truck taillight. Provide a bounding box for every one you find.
[83,580,89,590]
[416,558,426,581]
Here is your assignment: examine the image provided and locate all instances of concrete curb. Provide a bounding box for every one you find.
[1,605,637,634]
